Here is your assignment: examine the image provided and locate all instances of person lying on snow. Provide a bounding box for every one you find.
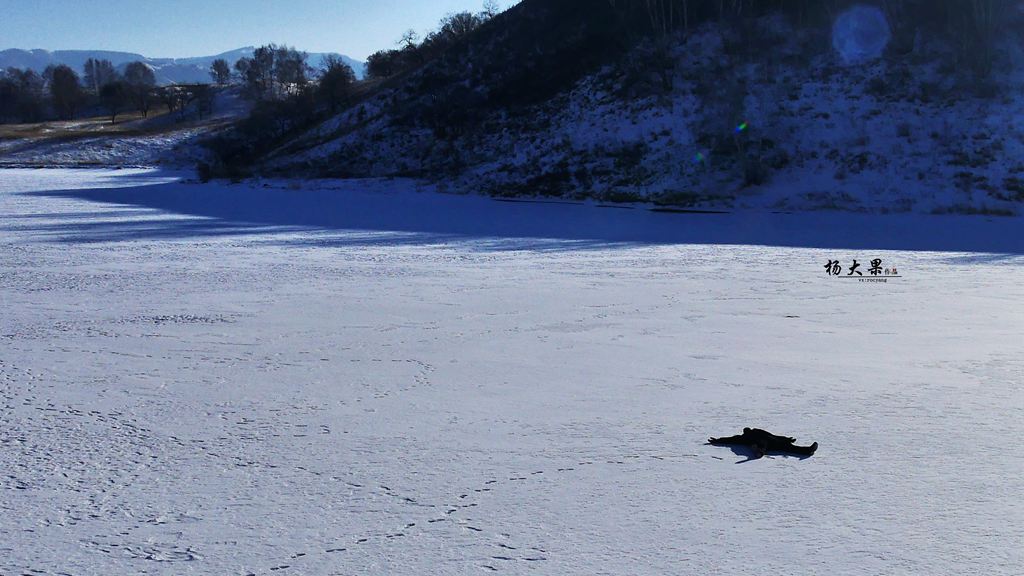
[708,428,818,458]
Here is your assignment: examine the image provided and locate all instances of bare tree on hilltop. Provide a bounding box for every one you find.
[318,54,356,112]
[235,46,274,99]
[399,29,419,50]
[366,2,495,80]
[482,0,500,19]
[234,44,309,100]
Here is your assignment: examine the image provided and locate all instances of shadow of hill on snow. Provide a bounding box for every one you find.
[14,172,1024,255]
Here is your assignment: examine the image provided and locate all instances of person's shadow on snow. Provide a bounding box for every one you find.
[719,443,816,464]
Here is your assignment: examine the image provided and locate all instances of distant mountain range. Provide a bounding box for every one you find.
[0,47,366,85]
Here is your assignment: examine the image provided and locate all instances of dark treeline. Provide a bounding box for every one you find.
[366,1,500,80]
[360,0,1010,85]
[0,68,46,123]
[603,0,1007,72]
[211,44,358,109]
[199,45,360,181]
[234,45,316,100]
[0,56,220,124]
[198,2,503,180]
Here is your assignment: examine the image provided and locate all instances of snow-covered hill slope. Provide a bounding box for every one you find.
[267,9,1024,216]
[0,47,366,84]
[1,169,1021,575]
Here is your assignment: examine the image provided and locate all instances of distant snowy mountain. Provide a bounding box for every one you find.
[0,47,366,84]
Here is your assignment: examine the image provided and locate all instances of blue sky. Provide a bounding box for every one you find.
[0,0,514,60]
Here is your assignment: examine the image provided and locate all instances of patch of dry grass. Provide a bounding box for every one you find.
[0,107,237,150]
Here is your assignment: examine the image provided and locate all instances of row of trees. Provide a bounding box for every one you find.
[203,1,509,180]
[366,3,499,80]
[218,4,507,116]
[220,45,358,113]
[0,58,159,123]
[2,47,361,124]
[233,45,312,99]
[4,1,508,125]
[0,68,46,122]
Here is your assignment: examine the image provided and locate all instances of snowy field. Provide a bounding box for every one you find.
[1,169,1022,575]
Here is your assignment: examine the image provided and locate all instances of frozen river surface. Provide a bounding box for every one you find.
[1,169,1022,575]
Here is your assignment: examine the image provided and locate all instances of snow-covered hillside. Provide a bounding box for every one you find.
[266,8,1024,216]
[1,169,1022,575]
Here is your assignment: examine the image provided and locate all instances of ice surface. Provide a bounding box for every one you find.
[1,170,1022,575]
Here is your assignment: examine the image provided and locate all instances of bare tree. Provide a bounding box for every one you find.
[0,68,45,123]
[100,80,129,123]
[437,11,483,40]
[366,50,402,79]
[232,45,311,100]
[193,84,215,119]
[252,46,276,98]
[0,72,17,122]
[481,0,501,19]
[210,58,231,85]
[318,55,356,112]
[124,61,157,117]
[398,29,420,49]
[273,46,310,96]
[45,64,82,120]
[233,58,251,86]
[83,58,117,95]
[157,86,181,114]
[236,45,276,99]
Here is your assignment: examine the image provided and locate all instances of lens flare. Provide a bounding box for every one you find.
[832,4,891,64]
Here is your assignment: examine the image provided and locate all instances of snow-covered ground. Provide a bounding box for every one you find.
[1,169,1022,575]
[0,90,248,169]
[0,127,211,168]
